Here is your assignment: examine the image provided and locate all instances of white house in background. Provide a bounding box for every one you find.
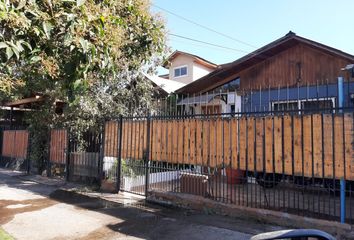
[143,50,218,97]
[163,50,218,85]
[144,51,243,114]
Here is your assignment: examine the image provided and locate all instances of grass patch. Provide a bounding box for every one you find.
[0,228,14,240]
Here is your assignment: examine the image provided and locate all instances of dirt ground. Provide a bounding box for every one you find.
[0,169,284,240]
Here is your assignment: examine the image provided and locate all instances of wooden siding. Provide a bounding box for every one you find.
[240,44,351,90]
[208,43,351,92]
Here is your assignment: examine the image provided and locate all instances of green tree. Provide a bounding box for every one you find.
[0,0,167,170]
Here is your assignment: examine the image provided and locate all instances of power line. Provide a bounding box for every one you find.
[170,38,243,55]
[169,33,249,54]
[152,3,257,49]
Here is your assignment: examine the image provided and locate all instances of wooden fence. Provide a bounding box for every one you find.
[104,113,354,181]
[1,130,29,159]
[49,129,67,164]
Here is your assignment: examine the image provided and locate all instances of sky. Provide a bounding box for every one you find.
[151,0,354,75]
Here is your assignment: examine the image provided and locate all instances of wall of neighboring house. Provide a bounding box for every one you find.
[202,43,352,93]
[169,54,195,84]
[192,62,214,81]
[241,81,354,112]
[180,93,241,115]
[239,43,352,90]
[168,55,215,85]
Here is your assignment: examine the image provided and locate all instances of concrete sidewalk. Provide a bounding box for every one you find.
[2,168,280,240]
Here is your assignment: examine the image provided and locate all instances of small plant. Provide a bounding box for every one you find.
[121,158,144,178]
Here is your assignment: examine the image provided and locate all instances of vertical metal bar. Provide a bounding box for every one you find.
[99,124,105,187]
[116,116,123,192]
[65,129,70,181]
[331,112,336,217]
[291,115,295,210]
[47,130,52,178]
[310,114,315,214]
[26,131,31,174]
[145,112,151,197]
[321,113,325,216]
[341,178,346,223]
[9,107,13,128]
[301,113,305,215]
[338,77,344,112]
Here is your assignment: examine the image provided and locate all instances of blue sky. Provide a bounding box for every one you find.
[152,0,354,74]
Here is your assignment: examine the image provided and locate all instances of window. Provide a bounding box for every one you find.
[211,77,240,92]
[230,104,235,113]
[272,101,299,111]
[174,66,188,78]
[272,98,335,112]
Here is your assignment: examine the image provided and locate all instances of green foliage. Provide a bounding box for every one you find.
[0,0,166,101]
[0,0,166,170]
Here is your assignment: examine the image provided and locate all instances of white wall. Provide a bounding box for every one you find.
[192,93,241,114]
[192,62,214,81]
[169,54,194,84]
[168,55,214,84]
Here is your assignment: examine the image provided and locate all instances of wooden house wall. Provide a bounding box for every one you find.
[237,43,351,91]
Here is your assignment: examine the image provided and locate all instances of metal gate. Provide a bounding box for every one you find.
[48,129,102,183]
[102,116,148,195]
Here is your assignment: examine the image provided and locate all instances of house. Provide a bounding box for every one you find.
[1,94,65,127]
[145,51,218,96]
[175,31,354,114]
[163,50,218,85]
[144,50,219,112]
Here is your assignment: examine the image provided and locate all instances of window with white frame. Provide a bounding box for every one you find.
[271,98,335,112]
[174,66,188,78]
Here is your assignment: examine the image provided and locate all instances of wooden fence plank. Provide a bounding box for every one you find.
[195,119,203,165]
[177,119,184,164]
[264,117,273,173]
[239,118,247,171]
[209,118,217,167]
[189,119,196,165]
[334,115,345,179]
[255,117,264,172]
[323,114,333,179]
[303,115,313,178]
[293,116,303,176]
[344,113,354,180]
[247,117,255,171]
[157,120,163,162]
[216,118,224,167]
[312,114,323,178]
[171,120,179,163]
[166,120,173,163]
[183,119,190,164]
[223,119,231,167]
[230,118,238,169]
[283,115,292,175]
[202,119,210,167]
[274,116,283,174]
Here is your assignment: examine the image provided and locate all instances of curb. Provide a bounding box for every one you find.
[147,191,354,240]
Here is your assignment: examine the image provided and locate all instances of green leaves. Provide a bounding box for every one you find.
[0,0,166,138]
[0,40,32,60]
[76,0,86,7]
[5,47,13,60]
[42,21,53,39]
[79,38,90,53]
[0,42,7,49]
